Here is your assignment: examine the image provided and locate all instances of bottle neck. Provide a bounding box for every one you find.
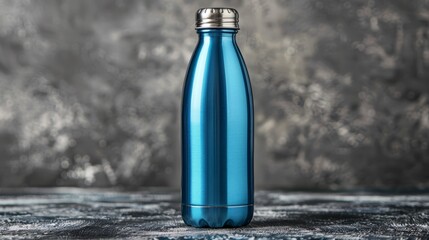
[196,29,238,42]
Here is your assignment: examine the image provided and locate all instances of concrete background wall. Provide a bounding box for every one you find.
[0,0,428,189]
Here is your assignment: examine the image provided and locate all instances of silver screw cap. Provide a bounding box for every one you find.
[195,8,239,29]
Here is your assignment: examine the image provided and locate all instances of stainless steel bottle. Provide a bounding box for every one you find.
[181,8,254,228]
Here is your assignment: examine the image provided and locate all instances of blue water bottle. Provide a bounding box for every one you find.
[181,8,254,228]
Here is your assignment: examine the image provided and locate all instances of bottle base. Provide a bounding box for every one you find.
[181,204,253,228]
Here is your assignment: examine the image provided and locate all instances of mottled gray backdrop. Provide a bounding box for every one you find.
[0,0,428,189]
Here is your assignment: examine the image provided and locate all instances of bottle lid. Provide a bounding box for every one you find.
[195,8,239,30]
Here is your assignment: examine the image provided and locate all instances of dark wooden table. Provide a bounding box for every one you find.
[0,188,428,239]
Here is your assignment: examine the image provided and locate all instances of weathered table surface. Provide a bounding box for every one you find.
[0,188,428,239]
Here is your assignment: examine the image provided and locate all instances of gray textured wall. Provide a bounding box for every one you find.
[0,0,428,189]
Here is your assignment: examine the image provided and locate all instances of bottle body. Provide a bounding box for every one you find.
[181,29,254,228]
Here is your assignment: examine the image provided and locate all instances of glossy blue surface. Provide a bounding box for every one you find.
[181,29,254,228]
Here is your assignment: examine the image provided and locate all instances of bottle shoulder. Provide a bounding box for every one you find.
[186,41,249,80]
